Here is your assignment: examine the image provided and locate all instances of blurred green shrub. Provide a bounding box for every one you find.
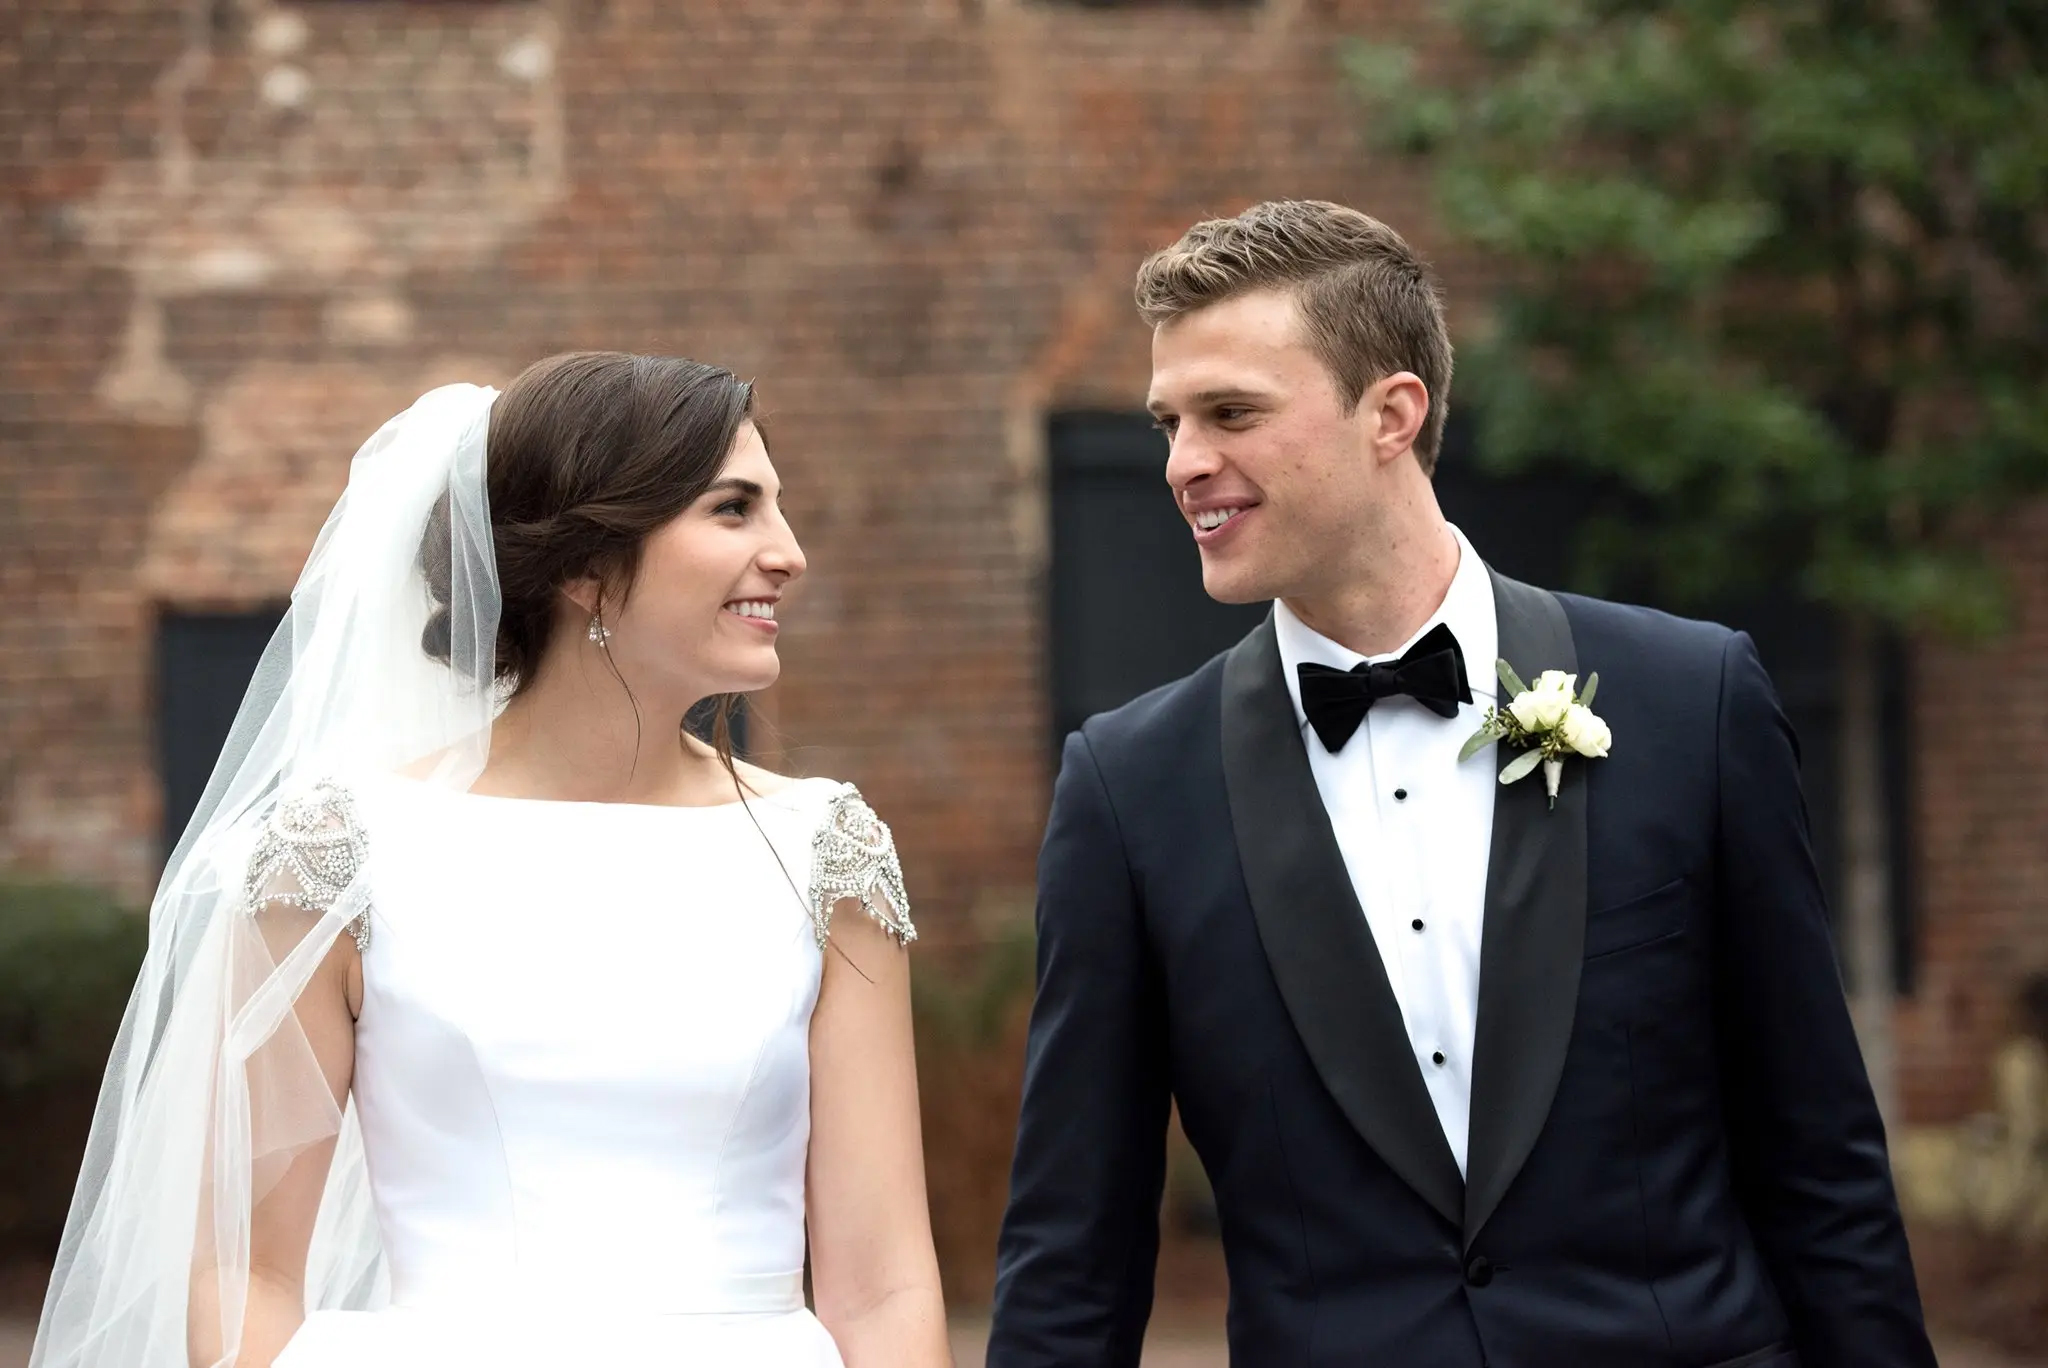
[0,877,146,1256]
[0,879,145,1090]
[910,920,1037,1054]
[907,913,1040,1304]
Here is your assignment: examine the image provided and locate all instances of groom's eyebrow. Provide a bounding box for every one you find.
[1151,387,1267,413]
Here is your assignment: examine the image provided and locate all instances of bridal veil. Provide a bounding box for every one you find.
[31,383,502,1367]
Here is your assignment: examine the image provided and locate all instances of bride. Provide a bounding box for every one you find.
[30,353,953,1367]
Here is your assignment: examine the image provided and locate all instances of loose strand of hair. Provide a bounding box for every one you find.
[592,584,645,783]
[724,697,871,980]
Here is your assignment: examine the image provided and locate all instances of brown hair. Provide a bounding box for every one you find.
[420,350,758,769]
[1134,200,1455,471]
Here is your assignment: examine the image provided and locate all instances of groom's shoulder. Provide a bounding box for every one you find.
[1552,588,1740,682]
[1071,647,1230,765]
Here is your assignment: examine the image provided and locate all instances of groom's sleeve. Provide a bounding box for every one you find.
[1712,631,1936,1368]
[987,728,1170,1368]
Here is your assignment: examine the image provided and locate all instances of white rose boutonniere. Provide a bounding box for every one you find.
[1556,702,1611,759]
[1507,669,1576,732]
[1459,660,1612,808]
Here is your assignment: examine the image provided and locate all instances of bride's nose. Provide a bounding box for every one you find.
[758,517,806,583]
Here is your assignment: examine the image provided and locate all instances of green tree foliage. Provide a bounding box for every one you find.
[1352,0,2048,629]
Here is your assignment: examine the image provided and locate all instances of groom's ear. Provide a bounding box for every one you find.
[1365,371,1430,467]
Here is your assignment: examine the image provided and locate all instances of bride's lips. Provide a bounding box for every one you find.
[721,597,780,634]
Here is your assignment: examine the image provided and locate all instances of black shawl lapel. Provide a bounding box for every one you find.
[1464,570,1589,1246]
[1222,614,1465,1230]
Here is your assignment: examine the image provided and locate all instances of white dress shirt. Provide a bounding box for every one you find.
[1273,525,1498,1175]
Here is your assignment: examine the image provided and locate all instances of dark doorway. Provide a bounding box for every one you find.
[1047,411,1267,744]
[155,609,287,859]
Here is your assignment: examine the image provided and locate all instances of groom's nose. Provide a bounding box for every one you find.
[1164,426,1225,495]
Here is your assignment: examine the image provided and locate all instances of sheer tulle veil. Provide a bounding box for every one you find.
[31,383,503,1367]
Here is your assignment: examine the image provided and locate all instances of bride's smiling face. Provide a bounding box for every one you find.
[592,422,805,699]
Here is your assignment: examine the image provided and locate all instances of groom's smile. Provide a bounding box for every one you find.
[1189,501,1256,543]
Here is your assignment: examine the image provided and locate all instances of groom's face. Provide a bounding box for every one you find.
[1148,288,1381,605]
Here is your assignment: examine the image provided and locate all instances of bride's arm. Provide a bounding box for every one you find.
[806,906,952,1368]
[188,928,358,1368]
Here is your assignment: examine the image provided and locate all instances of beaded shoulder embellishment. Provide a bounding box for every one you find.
[808,785,915,951]
[243,779,373,953]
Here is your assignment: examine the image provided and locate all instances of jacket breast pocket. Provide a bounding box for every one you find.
[1700,1345,1797,1368]
[1583,874,1694,960]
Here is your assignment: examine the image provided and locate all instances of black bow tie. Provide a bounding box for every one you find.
[1297,622,1473,752]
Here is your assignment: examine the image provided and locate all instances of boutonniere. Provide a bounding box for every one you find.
[1458,661,1612,808]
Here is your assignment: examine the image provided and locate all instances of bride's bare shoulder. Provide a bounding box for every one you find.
[734,758,804,799]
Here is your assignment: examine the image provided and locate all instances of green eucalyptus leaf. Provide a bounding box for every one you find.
[1459,727,1497,762]
[1578,671,1599,710]
[1499,747,1546,784]
[1496,658,1530,696]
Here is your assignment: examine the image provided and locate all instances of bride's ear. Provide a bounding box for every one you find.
[559,577,602,618]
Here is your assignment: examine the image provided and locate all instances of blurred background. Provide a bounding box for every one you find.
[2,0,2045,1363]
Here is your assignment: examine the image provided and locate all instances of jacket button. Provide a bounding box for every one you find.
[1465,1255,1494,1287]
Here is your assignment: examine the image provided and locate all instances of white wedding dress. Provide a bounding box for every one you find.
[267,770,914,1368]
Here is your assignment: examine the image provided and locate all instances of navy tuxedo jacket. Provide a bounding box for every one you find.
[987,573,1934,1368]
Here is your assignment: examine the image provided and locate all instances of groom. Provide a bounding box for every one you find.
[986,201,1935,1367]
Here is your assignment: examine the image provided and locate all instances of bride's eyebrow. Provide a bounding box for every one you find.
[703,478,767,501]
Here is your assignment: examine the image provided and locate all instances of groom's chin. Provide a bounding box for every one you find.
[1198,561,1274,607]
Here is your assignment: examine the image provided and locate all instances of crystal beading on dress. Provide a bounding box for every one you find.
[808,784,915,949]
[243,778,374,953]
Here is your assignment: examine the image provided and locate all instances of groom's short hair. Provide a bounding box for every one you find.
[1135,200,1454,472]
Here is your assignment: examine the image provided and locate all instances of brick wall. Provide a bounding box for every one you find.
[4,0,2045,1309]
[0,0,1446,1292]
[1902,502,2048,1124]
[0,0,1443,920]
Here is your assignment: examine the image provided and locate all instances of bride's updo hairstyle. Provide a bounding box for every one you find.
[419,350,758,763]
